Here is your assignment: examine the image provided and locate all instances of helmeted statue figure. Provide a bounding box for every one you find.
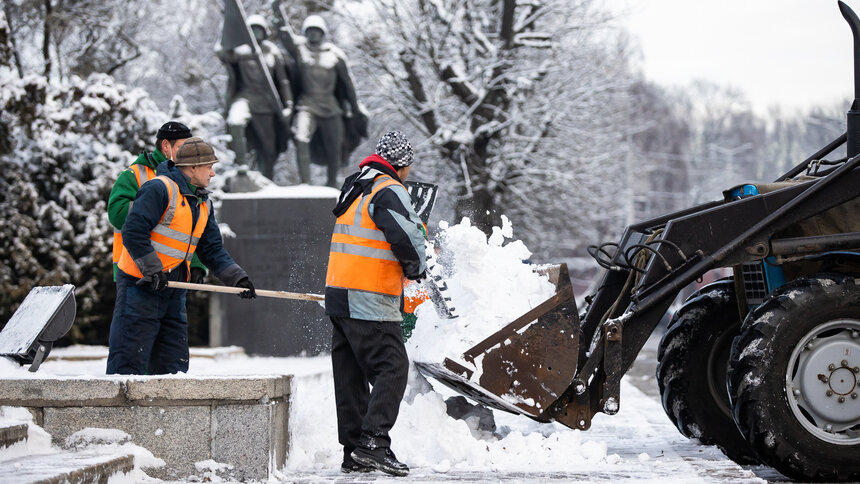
[275,13,368,187]
[217,14,293,180]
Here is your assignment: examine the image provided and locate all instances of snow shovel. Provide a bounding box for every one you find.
[403,181,438,225]
[0,285,77,372]
[166,281,323,301]
[414,264,580,421]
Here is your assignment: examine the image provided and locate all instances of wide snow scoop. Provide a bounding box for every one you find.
[167,281,323,301]
[415,264,580,421]
[0,285,76,372]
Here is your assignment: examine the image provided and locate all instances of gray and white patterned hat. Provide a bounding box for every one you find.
[375,130,414,167]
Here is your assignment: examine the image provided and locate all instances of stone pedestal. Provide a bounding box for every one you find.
[0,376,290,481]
[214,187,339,356]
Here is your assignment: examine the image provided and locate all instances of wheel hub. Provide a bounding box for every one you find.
[787,319,860,445]
[828,367,857,396]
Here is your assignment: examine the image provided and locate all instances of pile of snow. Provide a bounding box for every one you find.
[0,406,52,460]
[408,216,557,365]
[64,428,164,472]
[282,362,608,474]
[0,407,160,482]
[192,459,234,482]
[284,216,605,473]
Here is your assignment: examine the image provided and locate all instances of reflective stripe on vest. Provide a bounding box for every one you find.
[325,175,404,296]
[116,176,209,278]
[112,164,157,265]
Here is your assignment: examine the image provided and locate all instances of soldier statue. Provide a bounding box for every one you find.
[217,14,293,180]
[274,10,368,187]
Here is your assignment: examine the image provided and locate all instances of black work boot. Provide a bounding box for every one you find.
[351,447,409,477]
[340,454,373,474]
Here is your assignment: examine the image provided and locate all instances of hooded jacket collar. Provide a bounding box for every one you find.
[134,149,167,168]
[332,154,402,217]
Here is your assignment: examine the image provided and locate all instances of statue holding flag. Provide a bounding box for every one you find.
[273,3,368,187]
[217,2,293,181]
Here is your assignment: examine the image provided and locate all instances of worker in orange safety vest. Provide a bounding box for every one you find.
[107,121,208,283]
[324,130,426,476]
[107,137,255,375]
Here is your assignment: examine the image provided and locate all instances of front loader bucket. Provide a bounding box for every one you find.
[415,264,580,420]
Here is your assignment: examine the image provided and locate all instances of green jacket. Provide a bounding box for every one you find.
[108,149,207,280]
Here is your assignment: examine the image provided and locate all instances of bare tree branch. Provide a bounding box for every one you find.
[105,32,141,76]
[499,0,515,48]
[440,63,479,106]
[42,0,52,79]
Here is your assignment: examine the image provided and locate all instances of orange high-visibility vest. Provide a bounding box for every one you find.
[112,164,156,266]
[326,175,404,296]
[117,176,210,279]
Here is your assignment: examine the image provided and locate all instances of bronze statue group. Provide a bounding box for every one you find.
[217,9,368,187]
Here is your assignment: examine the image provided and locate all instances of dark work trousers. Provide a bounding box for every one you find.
[330,316,408,459]
[106,270,189,375]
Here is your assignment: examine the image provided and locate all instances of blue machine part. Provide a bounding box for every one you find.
[729,184,760,199]
[762,257,787,292]
[730,183,858,308]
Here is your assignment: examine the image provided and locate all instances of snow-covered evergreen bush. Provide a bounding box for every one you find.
[0,70,224,344]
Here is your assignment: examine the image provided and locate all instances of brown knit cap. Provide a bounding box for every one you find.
[174,137,218,166]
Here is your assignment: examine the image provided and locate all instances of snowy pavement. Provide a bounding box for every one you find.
[0,341,787,483]
[279,341,768,483]
[281,381,766,483]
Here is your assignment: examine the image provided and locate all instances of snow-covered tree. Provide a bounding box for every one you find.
[683,81,765,201]
[0,10,12,73]
[626,81,692,221]
[0,67,225,343]
[4,0,233,112]
[0,73,152,341]
[333,0,638,257]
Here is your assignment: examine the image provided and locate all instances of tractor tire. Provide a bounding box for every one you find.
[657,279,759,464]
[728,273,860,482]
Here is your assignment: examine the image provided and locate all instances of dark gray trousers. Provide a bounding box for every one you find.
[330,316,408,458]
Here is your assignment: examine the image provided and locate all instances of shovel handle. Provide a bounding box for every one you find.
[167,281,324,301]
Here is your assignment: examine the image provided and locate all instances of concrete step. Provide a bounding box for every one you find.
[0,451,134,484]
[0,424,28,450]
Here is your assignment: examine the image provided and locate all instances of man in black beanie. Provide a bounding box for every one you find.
[107,122,207,284]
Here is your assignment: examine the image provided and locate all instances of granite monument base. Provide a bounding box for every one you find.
[0,376,291,481]
[214,187,339,356]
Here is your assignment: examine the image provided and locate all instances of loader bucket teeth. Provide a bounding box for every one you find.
[416,264,580,421]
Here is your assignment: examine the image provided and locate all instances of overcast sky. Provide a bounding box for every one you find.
[613,0,856,113]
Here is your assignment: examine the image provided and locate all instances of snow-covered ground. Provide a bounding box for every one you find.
[0,348,767,483]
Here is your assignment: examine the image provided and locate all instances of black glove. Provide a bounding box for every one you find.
[190,267,206,285]
[236,277,256,299]
[137,271,168,291]
[406,271,426,281]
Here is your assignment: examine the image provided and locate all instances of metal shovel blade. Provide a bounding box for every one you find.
[476,313,579,418]
[414,360,532,416]
[0,285,76,371]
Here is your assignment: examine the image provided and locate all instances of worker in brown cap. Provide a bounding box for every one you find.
[107,137,256,375]
[108,121,208,284]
